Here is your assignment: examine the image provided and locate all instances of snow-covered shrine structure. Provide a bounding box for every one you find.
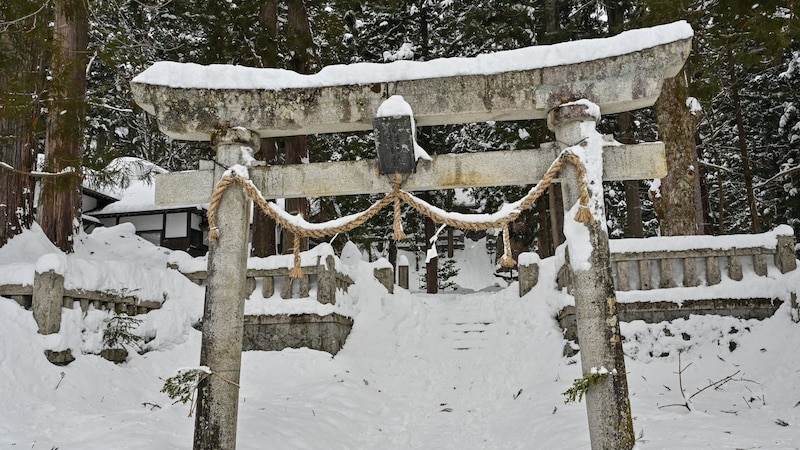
[132,21,693,450]
[82,157,208,256]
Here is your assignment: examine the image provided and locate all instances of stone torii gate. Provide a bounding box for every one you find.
[132,22,692,450]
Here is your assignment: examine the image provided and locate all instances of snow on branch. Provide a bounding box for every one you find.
[0,161,77,178]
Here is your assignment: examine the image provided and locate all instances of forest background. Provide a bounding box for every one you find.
[1,0,799,287]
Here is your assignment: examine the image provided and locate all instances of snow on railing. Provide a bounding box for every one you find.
[519,226,797,297]
[168,245,354,304]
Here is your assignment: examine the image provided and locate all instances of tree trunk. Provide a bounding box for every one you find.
[39,0,88,252]
[544,0,561,42]
[425,216,438,294]
[537,198,552,258]
[388,240,397,269]
[251,138,278,257]
[280,0,313,255]
[544,0,565,250]
[0,10,42,247]
[419,0,436,294]
[447,227,454,258]
[548,187,565,252]
[419,3,429,60]
[0,115,36,247]
[281,136,309,254]
[606,1,644,238]
[617,112,644,237]
[258,0,279,68]
[728,53,761,233]
[651,73,699,236]
[251,1,279,258]
[717,170,725,234]
[695,134,713,234]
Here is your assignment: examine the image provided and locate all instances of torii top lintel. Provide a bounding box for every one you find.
[131,21,692,141]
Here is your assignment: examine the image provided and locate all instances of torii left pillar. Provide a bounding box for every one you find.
[194,127,258,450]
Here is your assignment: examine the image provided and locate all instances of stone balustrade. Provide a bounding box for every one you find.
[1,272,161,335]
[170,254,354,305]
[607,234,796,292]
[519,227,797,297]
[518,228,798,356]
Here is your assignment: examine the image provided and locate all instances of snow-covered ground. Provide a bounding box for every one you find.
[1,224,799,449]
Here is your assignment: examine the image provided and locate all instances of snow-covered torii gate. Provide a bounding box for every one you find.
[132,21,692,450]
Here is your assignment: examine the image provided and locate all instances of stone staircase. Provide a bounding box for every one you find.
[429,295,496,352]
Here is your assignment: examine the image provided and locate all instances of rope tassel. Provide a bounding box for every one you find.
[573,205,593,223]
[498,224,516,268]
[563,153,595,224]
[290,234,304,279]
[207,175,237,242]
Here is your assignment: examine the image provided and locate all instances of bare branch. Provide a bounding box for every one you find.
[688,370,741,401]
[659,353,746,412]
[130,0,173,10]
[0,1,51,32]
[0,161,76,178]
[698,160,735,174]
[88,101,134,113]
[754,165,800,189]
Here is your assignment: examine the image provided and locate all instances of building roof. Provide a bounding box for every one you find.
[83,157,206,216]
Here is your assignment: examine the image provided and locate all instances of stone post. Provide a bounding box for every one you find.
[317,255,337,305]
[776,234,797,274]
[548,102,635,450]
[518,263,539,297]
[194,127,258,450]
[33,267,65,335]
[374,267,394,294]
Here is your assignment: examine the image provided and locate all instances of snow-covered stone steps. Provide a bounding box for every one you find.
[426,295,498,352]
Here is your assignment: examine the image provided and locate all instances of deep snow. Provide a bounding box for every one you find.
[0,223,799,449]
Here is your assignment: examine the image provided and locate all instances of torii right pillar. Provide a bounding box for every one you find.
[548,101,635,450]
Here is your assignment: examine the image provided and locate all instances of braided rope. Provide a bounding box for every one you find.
[207,149,593,278]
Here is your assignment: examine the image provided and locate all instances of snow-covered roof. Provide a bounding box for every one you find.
[84,157,204,215]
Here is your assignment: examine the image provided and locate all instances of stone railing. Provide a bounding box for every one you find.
[4,283,160,314]
[170,251,370,356]
[607,231,796,293]
[170,254,354,304]
[0,270,161,335]
[519,227,798,355]
[520,226,798,299]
